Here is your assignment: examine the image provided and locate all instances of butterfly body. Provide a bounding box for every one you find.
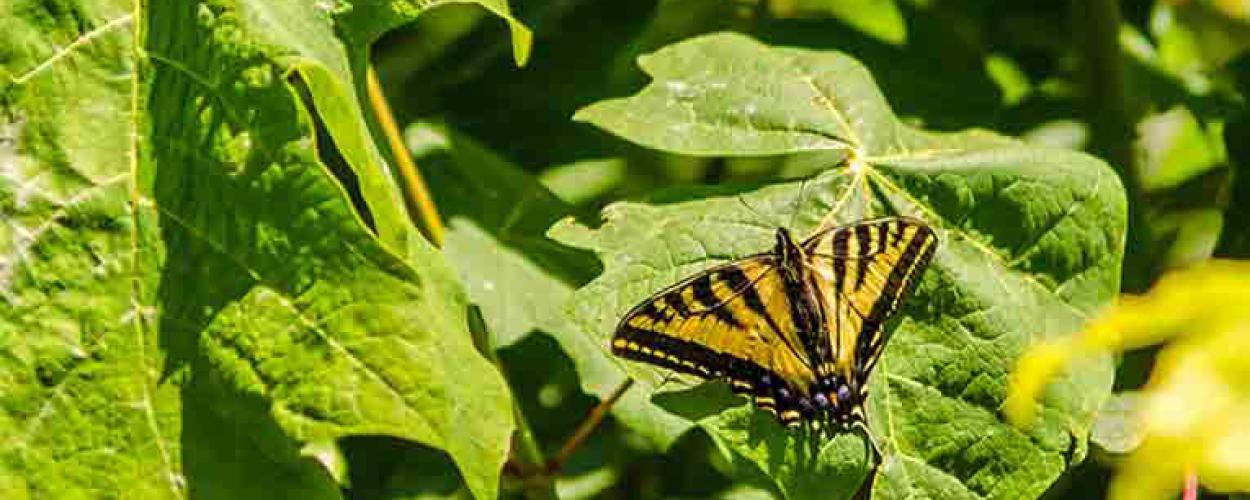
[611,217,937,428]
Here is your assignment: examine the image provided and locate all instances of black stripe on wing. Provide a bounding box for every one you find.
[614,324,810,425]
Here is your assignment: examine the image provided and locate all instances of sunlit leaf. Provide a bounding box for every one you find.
[1137,106,1224,192]
[0,1,531,498]
[0,4,189,496]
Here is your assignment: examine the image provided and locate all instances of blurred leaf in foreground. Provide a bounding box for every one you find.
[1008,260,1250,500]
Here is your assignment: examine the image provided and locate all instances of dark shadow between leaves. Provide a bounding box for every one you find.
[339,435,464,500]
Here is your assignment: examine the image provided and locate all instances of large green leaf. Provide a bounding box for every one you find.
[147,2,519,499]
[0,1,193,497]
[0,1,527,498]
[556,32,1124,499]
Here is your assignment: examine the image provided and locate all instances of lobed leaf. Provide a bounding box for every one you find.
[0,1,530,498]
[558,32,1125,499]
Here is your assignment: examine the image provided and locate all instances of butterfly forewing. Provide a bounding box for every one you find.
[804,217,938,387]
[611,257,818,421]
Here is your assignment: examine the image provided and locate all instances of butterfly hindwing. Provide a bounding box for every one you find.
[611,257,818,423]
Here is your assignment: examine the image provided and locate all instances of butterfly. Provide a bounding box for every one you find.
[610,216,937,429]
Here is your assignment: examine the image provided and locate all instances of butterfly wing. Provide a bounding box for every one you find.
[803,217,938,390]
[611,256,819,424]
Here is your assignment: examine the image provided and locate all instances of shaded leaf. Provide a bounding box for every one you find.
[377,0,661,169]
[559,32,1124,498]
[1215,107,1250,258]
[338,0,531,67]
[408,122,596,345]
[408,122,695,448]
[768,0,907,46]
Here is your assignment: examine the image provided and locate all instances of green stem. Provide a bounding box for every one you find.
[1071,0,1154,292]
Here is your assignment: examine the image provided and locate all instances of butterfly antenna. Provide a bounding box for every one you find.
[736,194,773,227]
[789,177,810,232]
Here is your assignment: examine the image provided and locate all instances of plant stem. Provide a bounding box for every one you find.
[546,378,634,474]
[1070,0,1154,291]
[365,66,445,247]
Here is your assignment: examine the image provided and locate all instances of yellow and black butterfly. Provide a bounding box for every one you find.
[611,216,937,428]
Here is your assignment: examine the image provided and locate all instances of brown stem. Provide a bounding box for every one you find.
[546,378,635,474]
[365,66,445,247]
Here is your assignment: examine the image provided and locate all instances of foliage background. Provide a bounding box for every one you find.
[1,0,1247,499]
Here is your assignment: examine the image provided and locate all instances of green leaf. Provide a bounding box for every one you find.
[1136,106,1224,192]
[408,122,595,347]
[146,2,516,499]
[0,3,184,497]
[408,122,696,448]
[180,360,341,500]
[337,0,531,67]
[1090,392,1145,455]
[1,0,530,497]
[539,158,627,206]
[558,32,1124,499]
[769,0,907,46]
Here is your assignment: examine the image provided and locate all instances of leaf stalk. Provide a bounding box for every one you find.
[545,378,634,474]
[365,66,445,247]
